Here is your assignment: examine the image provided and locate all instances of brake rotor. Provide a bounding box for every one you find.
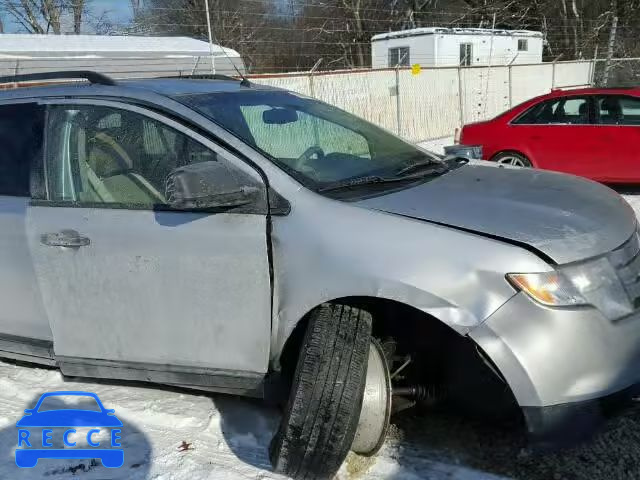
[351,339,392,456]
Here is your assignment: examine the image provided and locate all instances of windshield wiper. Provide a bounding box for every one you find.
[394,160,449,177]
[318,173,428,193]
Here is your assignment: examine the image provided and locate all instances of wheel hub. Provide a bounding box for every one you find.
[351,340,392,456]
[497,156,527,167]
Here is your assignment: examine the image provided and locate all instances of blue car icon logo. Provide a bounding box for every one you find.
[16,391,123,468]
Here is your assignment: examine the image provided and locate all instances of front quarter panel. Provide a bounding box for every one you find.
[269,187,552,366]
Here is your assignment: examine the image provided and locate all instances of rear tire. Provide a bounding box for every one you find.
[492,151,532,167]
[270,303,372,480]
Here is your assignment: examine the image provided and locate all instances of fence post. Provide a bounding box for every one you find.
[603,16,618,86]
[482,13,497,119]
[12,59,20,88]
[308,58,322,98]
[550,54,563,89]
[191,56,202,76]
[395,66,401,135]
[589,46,599,86]
[507,53,519,109]
[457,65,464,128]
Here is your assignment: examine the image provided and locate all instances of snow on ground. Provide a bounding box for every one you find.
[418,136,455,155]
[0,359,505,480]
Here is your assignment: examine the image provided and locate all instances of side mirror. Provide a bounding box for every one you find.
[443,144,483,160]
[166,161,260,210]
[263,107,298,125]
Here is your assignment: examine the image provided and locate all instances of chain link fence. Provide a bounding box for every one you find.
[592,58,640,87]
[251,60,594,142]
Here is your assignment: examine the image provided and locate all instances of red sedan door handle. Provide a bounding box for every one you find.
[41,229,91,248]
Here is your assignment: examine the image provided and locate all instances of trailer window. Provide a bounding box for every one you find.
[388,47,410,67]
[460,44,472,66]
[518,39,528,51]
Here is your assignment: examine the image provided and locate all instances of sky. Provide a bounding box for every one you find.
[2,0,134,34]
[93,0,134,23]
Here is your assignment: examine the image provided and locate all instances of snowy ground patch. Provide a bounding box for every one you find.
[0,359,505,479]
[418,136,455,155]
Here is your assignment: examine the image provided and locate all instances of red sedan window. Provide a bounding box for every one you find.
[596,96,640,126]
[513,97,591,125]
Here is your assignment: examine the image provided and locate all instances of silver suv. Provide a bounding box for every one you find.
[2,72,639,479]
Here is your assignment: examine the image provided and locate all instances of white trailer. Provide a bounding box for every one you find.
[0,34,245,78]
[371,28,543,68]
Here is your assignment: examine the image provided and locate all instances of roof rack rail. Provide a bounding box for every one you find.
[163,73,239,81]
[0,71,117,86]
[164,73,250,86]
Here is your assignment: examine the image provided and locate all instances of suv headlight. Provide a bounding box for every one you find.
[507,257,633,320]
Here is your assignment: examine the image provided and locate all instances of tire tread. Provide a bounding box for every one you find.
[270,303,372,480]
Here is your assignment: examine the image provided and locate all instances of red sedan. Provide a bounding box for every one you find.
[459,87,640,183]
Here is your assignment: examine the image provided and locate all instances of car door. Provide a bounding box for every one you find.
[595,95,640,182]
[510,95,607,179]
[27,100,272,393]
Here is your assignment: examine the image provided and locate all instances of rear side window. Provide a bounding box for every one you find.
[513,97,591,125]
[0,103,44,196]
[597,95,640,125]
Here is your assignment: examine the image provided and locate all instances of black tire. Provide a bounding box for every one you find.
[270,303,372,480]
[492,151,532,167]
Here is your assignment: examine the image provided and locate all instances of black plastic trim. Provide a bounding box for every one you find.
[57,356,265,397]
[0,71,117,86]
[0,332,54,360]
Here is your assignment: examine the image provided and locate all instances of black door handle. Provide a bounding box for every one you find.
[41,229,91,248]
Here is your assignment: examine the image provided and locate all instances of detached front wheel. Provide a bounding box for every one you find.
[270,303,388,480]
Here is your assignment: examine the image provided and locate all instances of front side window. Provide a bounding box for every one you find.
[460,43,472,66]
[184,91,441,191]
[45,105,239,208]
[518,39,528,51]
[0,103,44,197]
[597,95,640,125]
[513,97,591,125]
[388,47,410,67]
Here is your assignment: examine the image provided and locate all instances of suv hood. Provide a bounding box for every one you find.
[354,162,636,264]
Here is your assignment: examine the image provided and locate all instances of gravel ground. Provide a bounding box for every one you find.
[391,401,640,480]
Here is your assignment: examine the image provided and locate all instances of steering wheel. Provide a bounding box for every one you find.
[296,146,325,171]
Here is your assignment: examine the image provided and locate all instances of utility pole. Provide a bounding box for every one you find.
[204,0,216,75]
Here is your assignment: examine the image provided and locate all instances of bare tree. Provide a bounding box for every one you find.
[130,0,143,16]
[72,0,85,33]
[0,0,92,34]
[127,0,640,72]
[133,0,270,72]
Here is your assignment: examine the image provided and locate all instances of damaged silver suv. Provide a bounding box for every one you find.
[1,71,639,479]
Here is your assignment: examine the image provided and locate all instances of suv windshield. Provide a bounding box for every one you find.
[183,90,442,192]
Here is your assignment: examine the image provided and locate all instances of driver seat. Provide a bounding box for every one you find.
[87,131,165,205]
